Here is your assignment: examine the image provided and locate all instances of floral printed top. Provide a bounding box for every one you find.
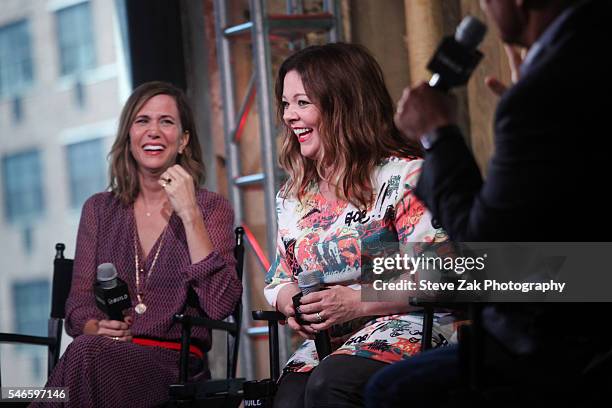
[264,157,457,373]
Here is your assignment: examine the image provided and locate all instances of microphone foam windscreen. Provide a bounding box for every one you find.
[297,270,323,295]
[455,16,487,50]
[96,263,117,282]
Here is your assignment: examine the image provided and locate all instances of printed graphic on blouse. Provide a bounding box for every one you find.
[264,157,455,373]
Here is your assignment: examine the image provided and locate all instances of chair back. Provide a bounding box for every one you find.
[169,227,246,407]
[227,226,244,379]
[49,243,74,374]
[51,243,74,319]
[179,227,245,382]
[0,243,73,389]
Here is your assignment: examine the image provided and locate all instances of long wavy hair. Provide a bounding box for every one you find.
[275,43,421,210]
[108,81,205,204]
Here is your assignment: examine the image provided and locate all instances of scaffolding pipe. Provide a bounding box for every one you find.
[213,0,255,382]
[232,74,256,143]
[250,0,289,367]
[250,0,279,263]
[235,173,265,186]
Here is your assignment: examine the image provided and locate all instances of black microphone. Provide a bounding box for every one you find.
[94,263,132,321]
[428,15,487,92]
[297,270,332,360]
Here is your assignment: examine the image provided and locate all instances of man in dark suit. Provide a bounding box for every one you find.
[365,0,612,405]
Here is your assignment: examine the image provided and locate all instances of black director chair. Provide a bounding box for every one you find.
[172,226,288,407]
[251,310,285,384]
[0,227,246,408]
[167,226,246,408]
[0,243,73,407]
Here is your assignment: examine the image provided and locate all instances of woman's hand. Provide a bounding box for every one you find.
[277,283,316,340]
[159,164,199,223]
[160,164,214,264]
[285,307,317,340]
[84,316,133,341]
[298,285,362,331]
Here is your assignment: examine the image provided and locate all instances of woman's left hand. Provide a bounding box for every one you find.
[159,164,199,222]
[298,285,362,331]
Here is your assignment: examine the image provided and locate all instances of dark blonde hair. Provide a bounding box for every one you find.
[108,81,205,204]
[275,43,421,210]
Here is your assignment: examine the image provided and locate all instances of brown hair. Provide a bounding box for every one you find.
[108,81,205,204]
[275,43,421,210]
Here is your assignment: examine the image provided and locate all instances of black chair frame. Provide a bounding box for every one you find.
[0,227,246,408]
[0,243,73,406]
[167,226,246,407]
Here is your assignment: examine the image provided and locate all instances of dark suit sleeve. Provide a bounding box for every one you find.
[414,126,485,241]
[414,0,612,243]
[415,80,568,242]
[414,111,552,241]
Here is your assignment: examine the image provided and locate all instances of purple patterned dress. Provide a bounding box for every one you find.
[31,189,242,407]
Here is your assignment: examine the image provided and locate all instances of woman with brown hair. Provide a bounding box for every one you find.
[34,81,242,407]
[264,43,454,407]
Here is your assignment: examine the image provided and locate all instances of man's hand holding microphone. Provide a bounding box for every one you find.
[395,16,487,142]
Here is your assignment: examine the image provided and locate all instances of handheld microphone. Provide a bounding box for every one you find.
[428,15,487,92]
[94,263,132,321]
[297,270,332,360]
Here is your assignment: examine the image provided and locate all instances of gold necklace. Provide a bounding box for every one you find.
[133,223,169,314]
[142,199,162,217]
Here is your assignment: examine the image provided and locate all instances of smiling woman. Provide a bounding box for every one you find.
[266,44,454,408]
[129,94,188,172]
[30,81,242,408]
[281,70,322,160]
[109,82,204,205]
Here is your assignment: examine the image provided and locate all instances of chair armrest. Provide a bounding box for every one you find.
[0,333,56,347]
[407,299,469,352]
[173,313,240,384]
[409,298,468,312]
[250,311,284,382]
[251,310,285,321]
[173,314,238,335]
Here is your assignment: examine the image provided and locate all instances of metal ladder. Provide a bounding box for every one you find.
[213,0,343,380]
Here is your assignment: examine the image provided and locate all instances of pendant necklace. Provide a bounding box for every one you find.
[143,200,155,217]
[133,222,169,314]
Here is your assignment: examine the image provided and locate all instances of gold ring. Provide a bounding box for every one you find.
[112,336,119,341]
[316,312,323,323]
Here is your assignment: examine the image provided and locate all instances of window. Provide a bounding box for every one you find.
[56,2,96,76]
[13,96,23,122]
[12,279,50,381]
[0,19,34,97]
[12,280,50,337]
[2,150,45,223]
[66,138,106,208]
